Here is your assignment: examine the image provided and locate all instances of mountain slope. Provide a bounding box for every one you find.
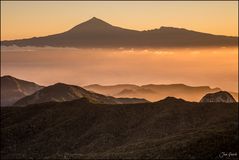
[1,17,237,48]
[1,75,43,106]
[14,83,147,106]
[1,98,238,159]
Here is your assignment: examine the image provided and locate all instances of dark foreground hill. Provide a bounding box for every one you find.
[1,17,237,48]
[1,98,238,159]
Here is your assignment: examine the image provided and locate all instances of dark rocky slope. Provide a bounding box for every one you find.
[1,98,238,159]
[200,91,236,103]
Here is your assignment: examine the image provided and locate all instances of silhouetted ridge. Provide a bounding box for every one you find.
[82,17,112,26]
[68,17,114,32]
[1,75,15,80]
[158,96,187,103]
[1,17,237,48]
[46,82,75,90]
[158,26,196,32]
[1,75,37,85]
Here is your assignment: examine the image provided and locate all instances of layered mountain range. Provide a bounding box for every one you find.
[1,76,238,106]
[1,76,238,159]
[1,75,237,106]
[0,76,147,106]
[14,83,147,106]
[1,17,237,48]
[84,84,238,102]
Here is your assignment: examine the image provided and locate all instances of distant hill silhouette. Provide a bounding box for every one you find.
[200,91,236,103]
[84,84,139,96]
[1,17,237,48]
[1,98,238,159]
[14,82,148,106]
[1,75,43,106]
[84,84,238,102]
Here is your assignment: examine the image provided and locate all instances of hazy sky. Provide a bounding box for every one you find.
[1,1,238,40]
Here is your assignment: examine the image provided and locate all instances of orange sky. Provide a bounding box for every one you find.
[1,1,238,40]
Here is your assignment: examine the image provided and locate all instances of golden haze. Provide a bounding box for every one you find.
[1,46,238,93]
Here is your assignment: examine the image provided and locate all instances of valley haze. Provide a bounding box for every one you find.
[1,46,238,93]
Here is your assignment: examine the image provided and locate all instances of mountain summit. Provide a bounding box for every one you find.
[1,17,237,48]
[68,17,116,32]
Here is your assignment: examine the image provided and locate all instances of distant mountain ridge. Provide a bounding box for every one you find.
[1,75,43,106]
[1,17,237,48]
[14,82,148,106]
[2,75,237,106]
[84,84,238,102]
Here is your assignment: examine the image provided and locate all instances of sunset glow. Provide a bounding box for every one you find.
[1,46,238,92]
[1,2,238,158]
[1,1,238,40]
